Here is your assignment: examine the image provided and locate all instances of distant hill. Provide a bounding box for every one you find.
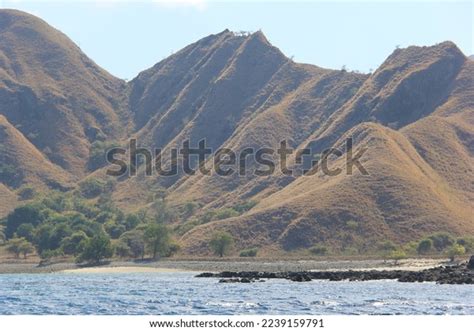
[0,10,131,177]
[0,9,472,254]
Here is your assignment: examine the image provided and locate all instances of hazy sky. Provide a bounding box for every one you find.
[0,1,472,79]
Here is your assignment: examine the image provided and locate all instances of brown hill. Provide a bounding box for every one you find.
[0,10,472,256]
[181,123,473,255]
[0,114,74,191]
[0,183,18,218]
[0,9,130,177]
[175,43,473,255]
[109,37,473,255]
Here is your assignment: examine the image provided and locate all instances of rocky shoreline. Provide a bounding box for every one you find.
[196,257,474,285]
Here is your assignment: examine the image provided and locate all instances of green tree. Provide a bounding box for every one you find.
[447,244,466,262]
[429,232,455,252]
[76,234,113,264]
[104,221,126,239]
[417,238,433,255]
[79,178,106,198]
[6,204,43,238]
[119,230,146,259]
[124,214,141,231]
[144,224,171,259]
[114,240,131,258]
[153,200,178,224]
[16,223,35,242]
[6,237,34,259]
[19,241,35,259]
[60,231,88,256]
[209,232,234,257]
[48,223,73,251]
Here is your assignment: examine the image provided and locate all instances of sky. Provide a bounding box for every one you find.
[0,0,472,80]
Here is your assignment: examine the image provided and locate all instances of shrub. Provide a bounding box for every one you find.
[309,245,328,256]
[124,214,141,231]
[183,202,198,218]
[79,178,106,198]
[389,249,407,264]
[456,236,474,253]
[0,163,21,187]
[39,249,62,262]
[417,238,433,255]
[214,208,239,220]
[199,210,216,224]
[163,241,180,257]
[428,232,455,252]
[94,211,114,224]
[378,240,397,253]
[239,248,258,257]
[345,220,359,231]
[88,140,119,171]
[447,244,466,262]
[209,232,234,257]
[18,186,36,200]
[233,201,257,213]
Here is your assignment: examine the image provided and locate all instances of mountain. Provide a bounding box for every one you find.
[0,10,131,178]
[0,114,74,191]
[178,43,473,255]
[182,122,473,254]
[0,9,472,255]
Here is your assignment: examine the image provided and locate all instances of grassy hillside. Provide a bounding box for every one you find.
[180,123,473,255]
[0,115,74,191]
[0,10,472,257]
[0,10,131,177]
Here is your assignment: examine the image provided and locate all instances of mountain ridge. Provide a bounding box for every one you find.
[0,10,472,256]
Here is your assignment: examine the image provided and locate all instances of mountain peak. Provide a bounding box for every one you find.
[383,40,465,69]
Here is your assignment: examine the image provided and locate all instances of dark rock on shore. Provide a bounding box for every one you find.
[197,262,474,285]
[468,256,474,270]
[218,277,259,283]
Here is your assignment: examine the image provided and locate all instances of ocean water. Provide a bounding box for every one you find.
[0,272,473,315]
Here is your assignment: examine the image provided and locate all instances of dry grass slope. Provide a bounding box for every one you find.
[0,10,472,256]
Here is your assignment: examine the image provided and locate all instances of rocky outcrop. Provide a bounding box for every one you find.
[197,263,474,285]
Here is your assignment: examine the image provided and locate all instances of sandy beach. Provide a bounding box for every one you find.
[0,257,453,274]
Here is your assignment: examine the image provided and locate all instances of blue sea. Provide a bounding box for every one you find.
[0,272,473,315]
